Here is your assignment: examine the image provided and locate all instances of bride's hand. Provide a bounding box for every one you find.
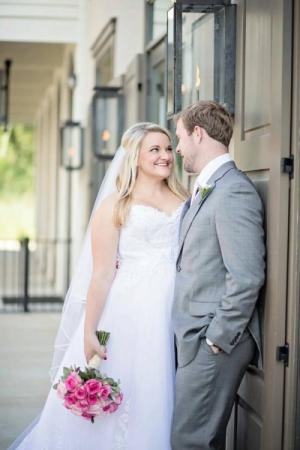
[84,331,107,364]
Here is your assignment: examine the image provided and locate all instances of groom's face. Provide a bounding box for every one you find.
[175,118,199,173]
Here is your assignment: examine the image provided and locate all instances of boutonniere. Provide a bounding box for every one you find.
[199,184,213,199]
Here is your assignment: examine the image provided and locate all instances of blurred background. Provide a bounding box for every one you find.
[0,1,300,449]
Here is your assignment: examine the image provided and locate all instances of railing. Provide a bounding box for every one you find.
[0,238,69,312]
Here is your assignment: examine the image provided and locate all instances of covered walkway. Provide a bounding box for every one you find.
[0,313,60,449]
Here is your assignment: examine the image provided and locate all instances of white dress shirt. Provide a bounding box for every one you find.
[191,153,232,204]
[191,153,232,349]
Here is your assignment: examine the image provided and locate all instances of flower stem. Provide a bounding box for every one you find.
[96,330,110,346]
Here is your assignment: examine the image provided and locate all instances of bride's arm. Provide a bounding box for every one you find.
[84,195,120,363]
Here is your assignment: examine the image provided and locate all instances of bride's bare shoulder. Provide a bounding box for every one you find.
[99,192,119,210]
[92,192,119,228]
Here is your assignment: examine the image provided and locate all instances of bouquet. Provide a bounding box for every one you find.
[53,330,123,423]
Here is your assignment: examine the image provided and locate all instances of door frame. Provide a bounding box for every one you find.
[284,0,300,449]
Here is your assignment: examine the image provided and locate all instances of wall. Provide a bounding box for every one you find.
[0,0,80,43]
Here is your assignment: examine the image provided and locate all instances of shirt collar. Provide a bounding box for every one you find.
[195,153,232,188]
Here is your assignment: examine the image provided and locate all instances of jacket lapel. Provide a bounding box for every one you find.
[178,161,236,253]
[180,198,191,225]
[178,184,216,250]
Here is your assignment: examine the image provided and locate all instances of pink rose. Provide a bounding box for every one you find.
[70,403,83,416]
[57,381,67,399]
[85,379,102,395]
[78,399,89,412]
[65,372,82,392]
[87,394,99,405]
[99,385,112,400]
[64,393,77,408]
[103,402,119,413]
[75,385,87,400]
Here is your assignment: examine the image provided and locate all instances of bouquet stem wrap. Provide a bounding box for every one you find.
[87,330,110,370]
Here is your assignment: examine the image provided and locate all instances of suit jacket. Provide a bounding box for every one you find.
[172,161,265,368]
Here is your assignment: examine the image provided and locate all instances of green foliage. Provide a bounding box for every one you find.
[0,125,35,197]
[0,196,35,239]
[63,366,73,378]
[0,125,35,238]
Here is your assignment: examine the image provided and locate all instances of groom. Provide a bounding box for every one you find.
[171,101,265,450]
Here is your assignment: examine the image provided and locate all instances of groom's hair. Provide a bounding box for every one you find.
[175,101,233,148]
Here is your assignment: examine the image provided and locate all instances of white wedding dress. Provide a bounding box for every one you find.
[11,203,183,450]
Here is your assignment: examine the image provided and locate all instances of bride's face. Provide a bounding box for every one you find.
[137,132,174,179]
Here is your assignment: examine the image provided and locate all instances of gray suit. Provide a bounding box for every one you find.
[171,161,265,450]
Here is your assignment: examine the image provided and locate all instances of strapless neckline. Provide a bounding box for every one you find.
[131,203,184,218]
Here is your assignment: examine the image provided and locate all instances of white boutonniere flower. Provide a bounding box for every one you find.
[199,184,213,199]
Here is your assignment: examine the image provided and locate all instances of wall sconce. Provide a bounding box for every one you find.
[0,59,12,131]
[60,120,84,170]
[92,86,124,159]
[167,0,236,116]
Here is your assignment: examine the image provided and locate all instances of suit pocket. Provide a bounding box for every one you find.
[194,217,211,226]
[190,219,215,239]
[191,216,212,228]
[189,301,219,316]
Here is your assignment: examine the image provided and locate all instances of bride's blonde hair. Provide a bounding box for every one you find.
[114,122,188,227]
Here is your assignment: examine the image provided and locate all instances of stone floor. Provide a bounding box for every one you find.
[0,313,60,450]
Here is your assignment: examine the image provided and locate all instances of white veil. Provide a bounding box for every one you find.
[49,147,126,382]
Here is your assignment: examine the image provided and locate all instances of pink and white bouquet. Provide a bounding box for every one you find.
[53,330,123,423]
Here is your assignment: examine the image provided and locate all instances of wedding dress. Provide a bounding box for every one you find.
[11,203,183,450]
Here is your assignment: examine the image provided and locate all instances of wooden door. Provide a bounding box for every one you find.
[226,1,293,449]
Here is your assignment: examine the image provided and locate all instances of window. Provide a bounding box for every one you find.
[146,0,174,43]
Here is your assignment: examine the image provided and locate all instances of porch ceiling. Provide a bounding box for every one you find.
[0,42,66,125]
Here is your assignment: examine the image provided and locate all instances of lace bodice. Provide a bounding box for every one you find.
[117,204,183,267]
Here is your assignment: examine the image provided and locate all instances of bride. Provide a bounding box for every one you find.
[9,122,188,450]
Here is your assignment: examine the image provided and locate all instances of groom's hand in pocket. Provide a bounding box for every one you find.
[206,337,222,354]
[211,345,221,354]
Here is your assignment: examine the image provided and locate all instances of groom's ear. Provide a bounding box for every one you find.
[193,125,203,144]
